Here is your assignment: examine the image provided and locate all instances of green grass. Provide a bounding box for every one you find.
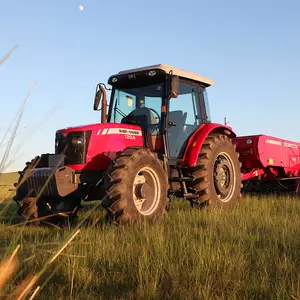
[1,174,300,299]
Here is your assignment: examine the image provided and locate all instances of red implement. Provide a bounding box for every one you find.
[233,134,300,193]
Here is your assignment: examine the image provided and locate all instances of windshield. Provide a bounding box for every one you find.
[109,83,164,128]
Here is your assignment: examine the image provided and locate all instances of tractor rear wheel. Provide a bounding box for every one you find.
[187,133,242,208]
[102,147,168,224]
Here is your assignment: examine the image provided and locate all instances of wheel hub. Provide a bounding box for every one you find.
[213,153,235,202]
[134,182,152,200]
[132,167,161,215]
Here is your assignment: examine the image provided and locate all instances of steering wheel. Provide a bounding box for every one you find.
[148,108,161,125]
[125,107,161,132]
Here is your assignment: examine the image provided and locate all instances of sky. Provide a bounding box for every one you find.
[1,0,300,172]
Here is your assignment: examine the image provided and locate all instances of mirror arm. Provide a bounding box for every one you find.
[101,83,112,91]
[170,75,179,98]
[100,85,107,123]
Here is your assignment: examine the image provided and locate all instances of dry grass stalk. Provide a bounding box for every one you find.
[3,229,81,299]
[0,46,83,299]
[39,250,86,259]
[0,45,19,66]
[0,245,20,294]
[14,275,39,300]
[48,229,81,264]
[28,285,40,300]
[70,258,76,299]
[0,82,34,173]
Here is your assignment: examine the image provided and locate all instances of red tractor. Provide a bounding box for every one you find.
[13,64,242,225]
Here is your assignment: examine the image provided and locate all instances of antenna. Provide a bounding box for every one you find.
[224,117,229,126]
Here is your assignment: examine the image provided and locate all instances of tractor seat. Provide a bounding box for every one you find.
[122,107,154,124]
[122,107,158,129]
[168,110,187,135]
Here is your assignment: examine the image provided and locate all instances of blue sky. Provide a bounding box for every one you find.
[1,0,300,172]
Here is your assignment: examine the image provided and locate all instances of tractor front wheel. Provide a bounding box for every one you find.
[102,148,168,224]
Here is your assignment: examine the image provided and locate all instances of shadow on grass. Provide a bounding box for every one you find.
[0,199,24,225]
[36,271,139,300]
[0,197,106,226]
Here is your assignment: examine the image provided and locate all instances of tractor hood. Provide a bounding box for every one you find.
[55,123,144,171]
[56,123,143,135]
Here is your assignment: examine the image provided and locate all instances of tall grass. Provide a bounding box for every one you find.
[0,46,84,299]
[1,196,300,299]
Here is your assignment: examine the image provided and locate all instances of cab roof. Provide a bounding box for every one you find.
[117,64,214,87]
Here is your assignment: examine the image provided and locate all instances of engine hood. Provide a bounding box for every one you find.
[56,123,142,134]
[55,122,144,171]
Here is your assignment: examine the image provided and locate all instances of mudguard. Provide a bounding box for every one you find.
[182,123,236,167]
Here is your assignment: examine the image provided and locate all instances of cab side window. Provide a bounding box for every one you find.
[168,81,201,157]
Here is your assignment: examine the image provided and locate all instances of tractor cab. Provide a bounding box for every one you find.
[94,64,214,159]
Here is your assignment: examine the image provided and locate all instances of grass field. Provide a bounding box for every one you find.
[1,174,300,299]
[0,172,18,199]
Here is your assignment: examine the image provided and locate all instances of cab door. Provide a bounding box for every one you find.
[167,80,203,158]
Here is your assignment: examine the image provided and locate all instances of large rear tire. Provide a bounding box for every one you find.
[102,148,168,224]
[186,133,242,208]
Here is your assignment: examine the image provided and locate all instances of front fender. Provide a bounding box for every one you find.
[182,123,236,167]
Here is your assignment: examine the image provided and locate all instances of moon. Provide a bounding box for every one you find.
[79,5,84,11]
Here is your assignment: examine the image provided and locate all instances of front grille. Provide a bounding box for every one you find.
[55,130,91,165]
[27,168,59,197]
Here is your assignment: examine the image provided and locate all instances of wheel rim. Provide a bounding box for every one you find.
[213,152,236,202]
[132,166,161,215]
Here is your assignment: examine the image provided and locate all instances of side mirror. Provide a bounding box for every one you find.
[170,75,179,98]
[94,84,104,111]
[93,84,107,123]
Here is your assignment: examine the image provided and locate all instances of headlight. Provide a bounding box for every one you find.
[72,135,84,146]
[76,136,84,146]
[55,132,63,148]
[147,70,156,76]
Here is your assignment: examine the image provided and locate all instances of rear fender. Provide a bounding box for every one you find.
[182,123,236,167]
